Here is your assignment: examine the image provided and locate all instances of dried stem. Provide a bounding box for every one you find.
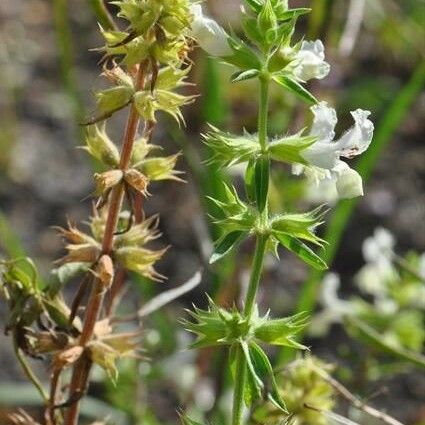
[311,364,404,425]
[64,61,149,425]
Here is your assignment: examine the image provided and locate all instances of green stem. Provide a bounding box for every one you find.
[232,235,268,425]
[231,345,247,425]
[232,74,271,425]
[13,332,49,403]
[243,235,269,318]
[258,76,270,152]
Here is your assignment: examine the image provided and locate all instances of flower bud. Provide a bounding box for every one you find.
[336,166,364,199]
[257,0,278,44]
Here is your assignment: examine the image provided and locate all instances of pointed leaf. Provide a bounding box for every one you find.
[249,341,288,412]
[210,231,247,264]
[273,233,327,270]
[245,158,256,203]
[254,155,270,213]
[231,69,260,83]
[272,75,317,105]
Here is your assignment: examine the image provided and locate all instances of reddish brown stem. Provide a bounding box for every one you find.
[64,61,148,425]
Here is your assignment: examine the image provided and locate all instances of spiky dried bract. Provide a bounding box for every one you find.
[58,214,165,282]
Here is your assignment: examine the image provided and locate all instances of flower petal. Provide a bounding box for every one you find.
[335,109,374,158]
[334,161,364,199]
[190,5,232,57]
[310,102,338,143]
[294,40,330,82]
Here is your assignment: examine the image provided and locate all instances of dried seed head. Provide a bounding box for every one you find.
[53,345,84,370]
[56,220,98,245]
[94,255,114,288]
[102,62,134,88]
[94,169,124,195]
[124,168,149,195]
[24,330,72,355]
[94,318,113,339]
[60,244,101,264]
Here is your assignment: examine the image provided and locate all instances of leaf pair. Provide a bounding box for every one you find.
[184,298,308,352]
[204,126,316,170]
[231,340,287,412]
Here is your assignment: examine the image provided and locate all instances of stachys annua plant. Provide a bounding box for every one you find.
[185,1,374,424]
[0,0,197,424]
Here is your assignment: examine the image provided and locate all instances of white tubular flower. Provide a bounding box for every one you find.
[296,102,374,200]
[293,40,331,82]
[309,273,352,337]
[356,228,397,296]
[189,4,232,57]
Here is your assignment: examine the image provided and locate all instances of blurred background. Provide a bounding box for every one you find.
[0,0,424,424]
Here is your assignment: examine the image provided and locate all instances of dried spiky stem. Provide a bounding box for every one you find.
[64,61,148,425]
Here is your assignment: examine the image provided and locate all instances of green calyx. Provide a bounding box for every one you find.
[185,298,309,412]
[208,182,328,270]
[185,297,308,351]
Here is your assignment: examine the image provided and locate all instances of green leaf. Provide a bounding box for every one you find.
[242,15,264,46]
[179,414,205,425]
[254,155,270,213]
[241,340,263,406]
[244,0,262,13]
[248,341,288,412]
[254,312,309,349]
[245,158,256,203]
[210,231,247,264]
[272,74,317,104]
[273,232,327,270]
[224,36,262,71]
[231,69,260,83]
[268,135,317,165]
[277,8,311,21]
[270,206,328,246]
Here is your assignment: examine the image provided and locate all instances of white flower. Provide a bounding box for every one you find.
[296,102,374,200]
[189,4,232,57]
[356,227,397,296]
[293,40,331,82]
[309,273,352,337]
[363,227,395,264]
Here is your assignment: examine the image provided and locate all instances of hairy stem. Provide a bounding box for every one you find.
[232,235,268,425]
[64,62,148,425]
[232,75,270,425]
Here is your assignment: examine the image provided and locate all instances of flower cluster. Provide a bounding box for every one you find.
[311,228,425,370]
[192,2,374,201]
[186,1,375,422]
